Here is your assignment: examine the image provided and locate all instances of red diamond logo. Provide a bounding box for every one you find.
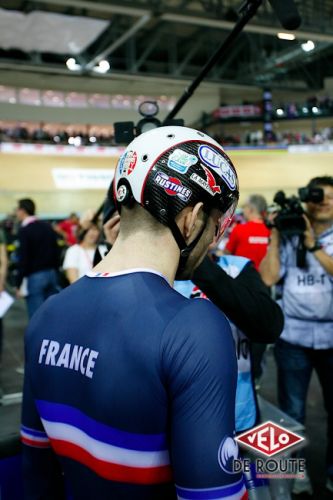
[236,421,304,457]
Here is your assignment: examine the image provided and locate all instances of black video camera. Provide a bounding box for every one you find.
[270,187,324,237]
[113,101,184,145]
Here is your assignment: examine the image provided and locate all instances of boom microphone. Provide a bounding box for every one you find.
[268,0,302,30]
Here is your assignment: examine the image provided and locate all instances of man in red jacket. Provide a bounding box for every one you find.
[224,194,270,270]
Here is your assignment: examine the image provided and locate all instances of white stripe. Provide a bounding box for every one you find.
[177,484,247,500]
[86,268,170,284]
[21,430,50,443]
[42,419,170,468]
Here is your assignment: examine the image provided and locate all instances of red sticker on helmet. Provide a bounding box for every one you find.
[154,171,192,202]
[190,165,221,196]
[119,150,137,176]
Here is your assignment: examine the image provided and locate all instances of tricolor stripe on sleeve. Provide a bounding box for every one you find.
[35,400,172,484]
[20,425,50,448]
[176,478,248,500]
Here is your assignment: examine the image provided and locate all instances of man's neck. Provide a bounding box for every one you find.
[247,214,263,223]
[92,232,180,285]
[21,215,37,227]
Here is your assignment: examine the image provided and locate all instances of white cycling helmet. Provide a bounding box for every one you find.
[113,126,239,269]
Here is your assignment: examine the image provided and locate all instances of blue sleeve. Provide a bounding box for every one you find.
[161,300,247,500]
[21,328,66,499]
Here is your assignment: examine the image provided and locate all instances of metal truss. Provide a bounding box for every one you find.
[0,0,333,90]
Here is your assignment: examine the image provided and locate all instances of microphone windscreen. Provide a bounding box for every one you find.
[268,0,302,30]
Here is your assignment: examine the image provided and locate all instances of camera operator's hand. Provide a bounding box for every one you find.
[269,226,280,245]
[259,227,281,287]
[302,214,333,275]
[302,214,316,249]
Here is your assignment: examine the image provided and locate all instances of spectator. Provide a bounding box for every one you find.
[15,198,60,318]
[55,212,79,246]
[62,223,108,284]
[224,194,271,384]
[0,226,8,392]
[224,194,270,270]
[260,175,333,495]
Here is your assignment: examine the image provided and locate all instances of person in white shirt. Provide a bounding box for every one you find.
[63,223,107,284]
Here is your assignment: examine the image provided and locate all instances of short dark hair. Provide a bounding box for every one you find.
[307,176,333,190]
[18,198,36,215]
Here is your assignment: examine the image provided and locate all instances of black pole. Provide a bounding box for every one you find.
[162,0,263,124]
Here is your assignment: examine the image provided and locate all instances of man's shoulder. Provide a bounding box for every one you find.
[164,295,231,341]
[161,297,235,377]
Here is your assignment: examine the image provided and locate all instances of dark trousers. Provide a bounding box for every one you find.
[275,339,333,478]
[26,269,59,319]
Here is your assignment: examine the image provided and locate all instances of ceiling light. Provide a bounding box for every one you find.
[66,58,81,71]
[276,108,284,116]
[92,60,110,73]
[277,33,296,41]
[312,106,319,113]
[301,40,315,52]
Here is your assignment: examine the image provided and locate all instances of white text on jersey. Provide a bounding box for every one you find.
[38,339,99,379]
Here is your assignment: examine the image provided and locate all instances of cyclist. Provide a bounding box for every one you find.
[21,126,247,499]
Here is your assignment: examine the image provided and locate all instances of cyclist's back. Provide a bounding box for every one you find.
[23,270,246,499]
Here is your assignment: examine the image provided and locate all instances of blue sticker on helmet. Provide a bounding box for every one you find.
[198,145,236,190]
[167,148,198,174]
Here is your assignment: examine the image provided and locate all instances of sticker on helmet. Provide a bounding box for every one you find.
[116,185,127,202]
[154,171,192,202]
[118,150,137,176]
[167,148,198,174]
[198,145,236,190]
[190,165,221,196]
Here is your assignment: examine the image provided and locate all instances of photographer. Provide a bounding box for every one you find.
[260,175,333,495]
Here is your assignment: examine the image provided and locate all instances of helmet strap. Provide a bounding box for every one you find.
[168,218,208,279]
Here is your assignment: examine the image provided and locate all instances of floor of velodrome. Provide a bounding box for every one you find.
[0,298,331,499]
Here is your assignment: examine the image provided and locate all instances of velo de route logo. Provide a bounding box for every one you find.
[233,421,306,479]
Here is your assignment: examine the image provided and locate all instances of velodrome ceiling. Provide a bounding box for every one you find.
[0,0,333,93]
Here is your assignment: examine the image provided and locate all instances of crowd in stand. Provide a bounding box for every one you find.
[0,124,115,146]
[212,126,333,147]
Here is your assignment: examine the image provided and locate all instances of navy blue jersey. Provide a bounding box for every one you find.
[21,270,248,500]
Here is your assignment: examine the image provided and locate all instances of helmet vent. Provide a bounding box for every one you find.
[142,154,148,162]
[167,134,175,139]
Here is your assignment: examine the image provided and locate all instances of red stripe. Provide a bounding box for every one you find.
[21,436,50,448]
[241,490,249,500]
[51,439,173,484]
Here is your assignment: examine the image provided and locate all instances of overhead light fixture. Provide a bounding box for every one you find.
[301,40,315,52]
[92,60,110,74]
[277,33,296,41]
[66,58,81,71]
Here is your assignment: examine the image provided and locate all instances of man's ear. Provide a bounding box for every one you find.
[183,202,204,241]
